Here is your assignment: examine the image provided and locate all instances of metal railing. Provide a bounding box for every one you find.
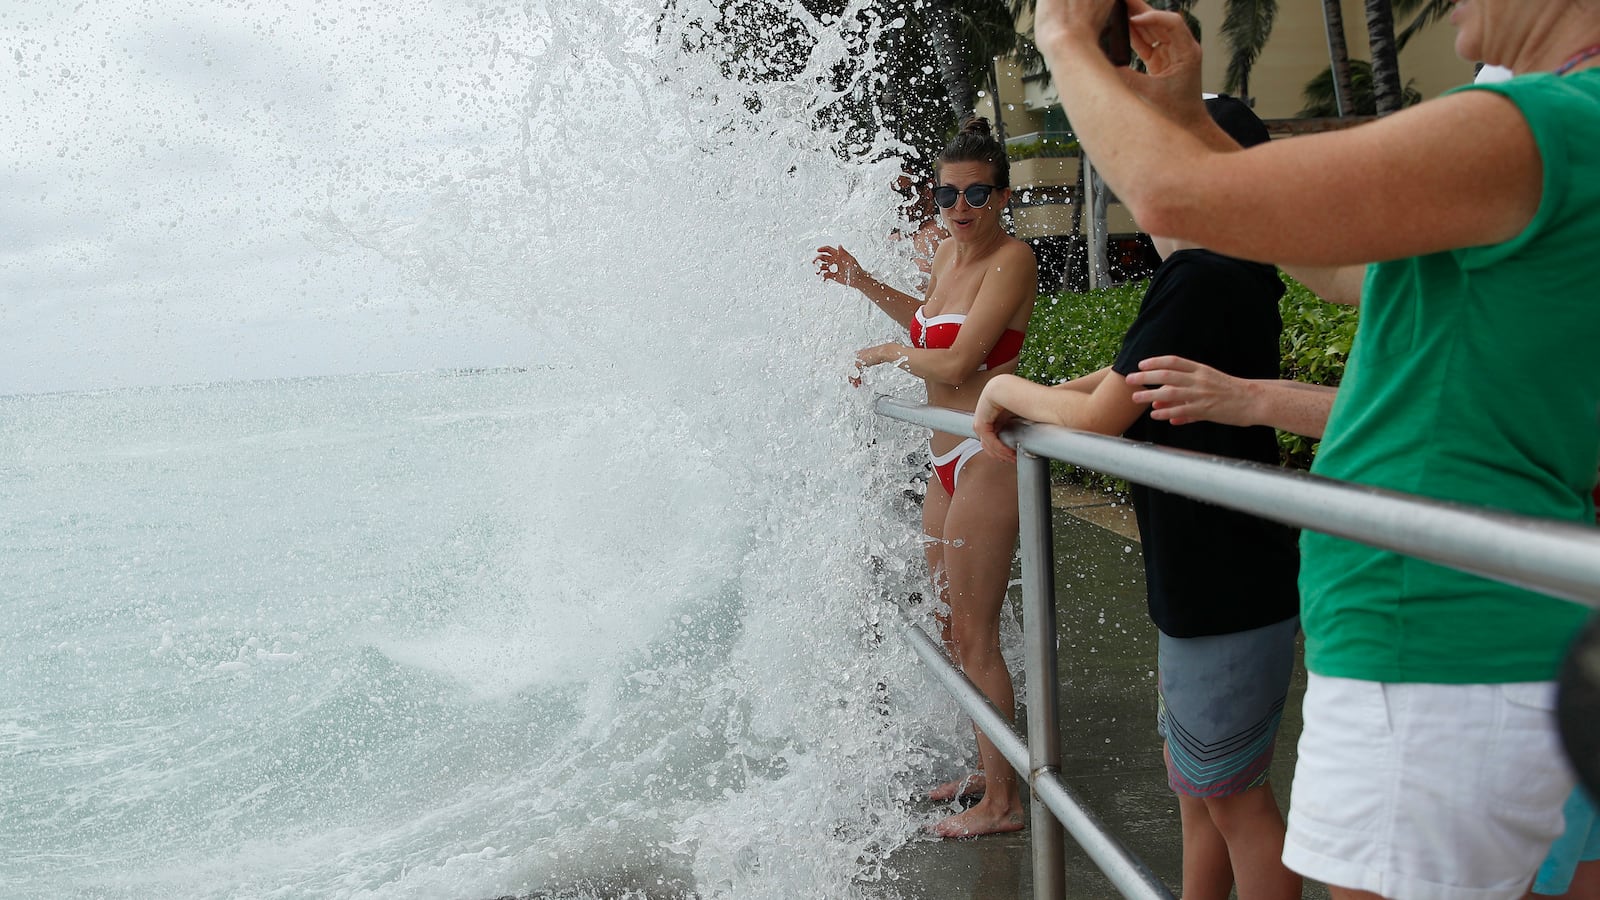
[874,396,1600,900]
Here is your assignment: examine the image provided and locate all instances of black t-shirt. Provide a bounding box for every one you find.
[1110,249,1301,638]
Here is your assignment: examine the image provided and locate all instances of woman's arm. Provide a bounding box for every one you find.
[1032,0,1543,267]
[816,244,923,328]
[971,369,1147,462]
[1125,355,1337,438]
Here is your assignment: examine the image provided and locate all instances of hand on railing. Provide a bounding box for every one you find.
[972,384,1019,464]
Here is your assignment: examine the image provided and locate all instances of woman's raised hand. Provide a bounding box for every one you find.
[1120,0,1206,123]
[1031,0,1118,57]
[1034,0,1205,125]
[815,245,867,288]
[1125,355,1257,427]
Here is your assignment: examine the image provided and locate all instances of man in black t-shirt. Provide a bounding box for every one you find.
[971,97,1303,900]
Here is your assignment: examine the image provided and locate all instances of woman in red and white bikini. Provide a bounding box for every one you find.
[816,116,1038,839]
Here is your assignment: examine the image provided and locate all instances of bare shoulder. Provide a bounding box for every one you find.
[981,238,1039,314]
[985,237,1039,281]
[998,235,1038,267]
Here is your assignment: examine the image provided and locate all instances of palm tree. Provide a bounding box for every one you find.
[908,0,1022,122]
[660,0,1024,165]
[879,0,1021,133]
[1220,0,1278,105]
[922,0,980,121]
[1364,0,1405,115]
[1319,0,1356,116]
[804,0,1021,169]
[1299,58,1421,116]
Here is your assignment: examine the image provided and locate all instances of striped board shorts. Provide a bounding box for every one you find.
[1156,615,1299,798]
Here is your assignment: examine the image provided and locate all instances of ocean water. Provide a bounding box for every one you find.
[0,1,1016,895]
[0,366,996,899]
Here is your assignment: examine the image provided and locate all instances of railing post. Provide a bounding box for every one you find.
[1018,449,1066,900]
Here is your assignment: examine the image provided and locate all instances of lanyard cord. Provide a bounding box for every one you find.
[1554,44,1600,76]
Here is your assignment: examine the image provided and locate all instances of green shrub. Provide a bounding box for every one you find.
[1017,280,1145,386]
[1006,136,1082,161]
[1016,281,1145,489]
[1275,277,1357,468]
[1016,273,1357,484]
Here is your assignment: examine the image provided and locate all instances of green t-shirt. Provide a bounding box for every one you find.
[1301,72,1600,684]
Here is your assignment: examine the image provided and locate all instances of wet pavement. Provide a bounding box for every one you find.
[886,499,1326,899]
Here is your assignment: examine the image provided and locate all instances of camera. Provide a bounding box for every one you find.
[1099,0,1132,66]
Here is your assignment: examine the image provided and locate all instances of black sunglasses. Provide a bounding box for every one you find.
[932,183,997,210]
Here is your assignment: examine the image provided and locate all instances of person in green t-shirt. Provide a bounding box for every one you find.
[1017,0,1600,897]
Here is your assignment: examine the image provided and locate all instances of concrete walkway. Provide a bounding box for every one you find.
[1049,484,1141,544]
[885,491,1324,899]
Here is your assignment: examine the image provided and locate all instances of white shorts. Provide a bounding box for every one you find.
[1283,674,1573,900]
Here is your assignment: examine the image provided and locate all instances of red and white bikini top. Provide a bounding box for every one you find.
[910,307,1027,371]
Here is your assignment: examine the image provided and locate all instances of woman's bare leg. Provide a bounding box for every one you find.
[919,478,985,802]
[921,476,951,649]
[929,451,1024,838]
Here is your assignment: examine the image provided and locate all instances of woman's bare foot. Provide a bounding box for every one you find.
[928,802,1025,839]
[926,772,986,803]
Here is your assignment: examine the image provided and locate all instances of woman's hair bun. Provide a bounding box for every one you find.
[939,114,1008,188]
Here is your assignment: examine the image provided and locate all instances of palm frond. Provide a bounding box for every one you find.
[1390,0,1446,17]
[949,0,1025,69]
[1221,0,1278,96]
[1395,0,1452,51]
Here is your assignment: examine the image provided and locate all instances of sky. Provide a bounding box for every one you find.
[0,0,539,395]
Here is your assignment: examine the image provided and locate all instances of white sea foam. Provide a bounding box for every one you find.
[0,0,977,897]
